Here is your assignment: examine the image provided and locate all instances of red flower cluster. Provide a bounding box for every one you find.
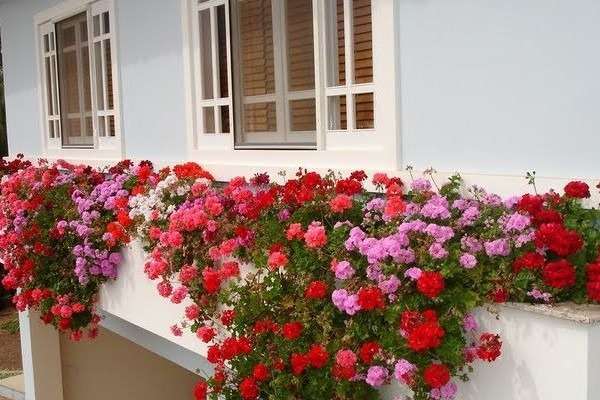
[476,333,503,362]
[512,251,545,273]
[417,271,445,299]
[402,310,445,352]
[357,286,385,310]
[586,261,600,301]
[305,280,328,299]
[564,181,590,199]
[281,321,303,340]
[542,259,576,289]
[358,341,381,364]
[423,363,450,389]
[535,223,583,257]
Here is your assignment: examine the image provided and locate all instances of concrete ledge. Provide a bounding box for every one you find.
[502,302,600,324]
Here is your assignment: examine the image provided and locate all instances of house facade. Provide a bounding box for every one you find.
[1,0,600,399]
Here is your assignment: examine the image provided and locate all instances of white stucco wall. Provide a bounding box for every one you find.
[1,0,599,178]
[0,0,190,161]
[397,0,600,178]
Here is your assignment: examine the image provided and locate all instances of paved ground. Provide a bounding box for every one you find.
[0,308,21,372]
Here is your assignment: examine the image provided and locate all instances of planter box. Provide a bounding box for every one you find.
[96,244,600,400]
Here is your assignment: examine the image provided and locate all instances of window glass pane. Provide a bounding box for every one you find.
[199,8,214,100]
[107,115,116,136]
[353,0,372,84]
[243,102,276,132]
[45,58,53,115]
[104,39,114,109]
[82,46,92,112]
[43,34,50,53]
[56,12,93,146]
[102,12,110,34]
[203,107,215,133]
[220,106,230,133]
[50,32,55,51]
[239,0,275,97]
[217,5,229,98]
[93,15,100,37]
[98,116,106,137]
[354,92,373,129]
[54,121,61,138]
[49,120,55,138]
[325,0,345,87]
[328,95,347,130]
[80,20,88,41]
[286,0,314,91]
[289,99,316,131]
[94,42,105,109]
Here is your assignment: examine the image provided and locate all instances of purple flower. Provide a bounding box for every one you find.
[424,224,455,243]
[459,253,477,269]
[484,238,510,257]
[404,267,423,280]
[345,227,366,251]
[463,313,479,331]
[411,178,431,192]
[428,243,448,259]
[365,366,388,387]
[430,381,458,400]
[277,209,291,221]
[461,236,483,253]
[394,359,416,384]
[393,248,416,264]
[420,196,451,219]
[333,261,355,280]
[378,275,400,294]
[527,288,552,302]
[504,212,531,232]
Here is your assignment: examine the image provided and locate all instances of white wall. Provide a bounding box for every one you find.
[2,0,599,180]
[0,0,190,161]
[398,0,600,178]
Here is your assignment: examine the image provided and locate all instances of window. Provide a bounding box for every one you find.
[37,0,121,156]
[190,0,375,149]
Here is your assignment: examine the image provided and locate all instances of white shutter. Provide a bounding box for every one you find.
[90,0,120,149]
[192,0,234,148]
[40,22,61,149]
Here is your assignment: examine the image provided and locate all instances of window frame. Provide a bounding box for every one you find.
[182,0,401,172]
[34,0,124,160]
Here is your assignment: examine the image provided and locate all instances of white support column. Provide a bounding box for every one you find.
[18,310,64,400]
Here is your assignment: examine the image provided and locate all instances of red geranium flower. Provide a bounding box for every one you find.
[282,321,303,340]
[358,341,381,364]
[307,344,329,368]
[416,271,445,299]
[423,363,450,389]
[477,333,502,362]
[543,259,576,289]
[512,252,545,273]
[252,363,269,381]
[194,380,208,400]
[407,321,445,352]
[564,181,590,199]
[517,194,544,215]
[305,280,328,299]
[357,286,385,310]
[587,262,600,301]
[291,353,309,375]
[239,377,259,400]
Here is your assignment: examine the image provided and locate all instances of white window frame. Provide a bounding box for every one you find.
[182,0,401,173]
[34,0,124,160]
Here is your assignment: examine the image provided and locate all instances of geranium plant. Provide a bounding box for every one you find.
[0,160,133,339]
